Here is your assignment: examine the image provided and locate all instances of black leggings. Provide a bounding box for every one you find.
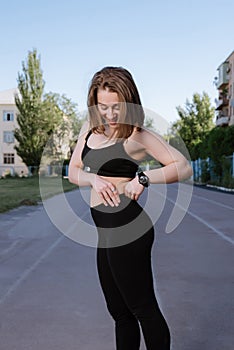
[91,194,171,350]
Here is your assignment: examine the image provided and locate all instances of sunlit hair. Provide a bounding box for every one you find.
[87,66,145,139]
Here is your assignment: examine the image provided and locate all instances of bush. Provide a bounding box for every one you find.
[221,156,234,188]
[201,160,210,183]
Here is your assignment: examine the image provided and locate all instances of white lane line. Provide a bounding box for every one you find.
[152,188,234,245]
[0,240,21,260]
[168,184,234,211]
[0,235,64,306]
[183,209,234,245]
[189,193,233,211]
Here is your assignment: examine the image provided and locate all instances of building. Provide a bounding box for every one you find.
[0,88,74,177]
[214,50,234,126]
[0,88,28,177]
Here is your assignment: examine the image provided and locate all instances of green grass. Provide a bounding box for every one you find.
[0,176,77,213]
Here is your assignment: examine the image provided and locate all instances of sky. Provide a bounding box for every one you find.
[0,0,233,128]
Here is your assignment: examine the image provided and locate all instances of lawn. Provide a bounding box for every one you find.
[0,176,77,213]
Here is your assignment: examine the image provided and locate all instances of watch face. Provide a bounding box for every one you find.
[139,175,148,184]
[138,172,149,187]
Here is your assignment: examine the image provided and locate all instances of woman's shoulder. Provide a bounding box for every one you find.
[131,126,159,141]
[131,127,166,149]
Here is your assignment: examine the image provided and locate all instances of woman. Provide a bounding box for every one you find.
[68,66,192,350]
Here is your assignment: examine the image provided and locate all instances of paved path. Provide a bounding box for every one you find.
[0,183,233,350]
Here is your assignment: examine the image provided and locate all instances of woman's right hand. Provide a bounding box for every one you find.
[91,175,120,207]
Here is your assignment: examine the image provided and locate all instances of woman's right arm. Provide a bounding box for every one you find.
[68,121,96,187]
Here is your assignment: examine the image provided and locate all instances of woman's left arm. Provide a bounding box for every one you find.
[124,129,193,200]
[140,129,193,184]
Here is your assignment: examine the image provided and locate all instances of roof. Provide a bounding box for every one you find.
[217,49,234,70]
[0,88,19,105]
[226,50,234,61]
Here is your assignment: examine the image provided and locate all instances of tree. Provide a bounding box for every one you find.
[170,92,215,160]
[207,125,234,182]
[43,92,83,161]
[14,49,60,172]
[141,116,162,169]
[144,116,155,130]
[14,49,82,173]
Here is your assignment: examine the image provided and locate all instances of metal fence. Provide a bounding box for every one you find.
[0,165,69,178]
[191,153,234,184]
[1,156,234,188]
[0,160,159,178]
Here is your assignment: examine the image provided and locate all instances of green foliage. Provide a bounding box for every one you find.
[170,92,215,160]
[14,49,83,172]
[222,124,234,155]
[42,92,83,161]
[200,159,210,183]
[207,125,234,181]
[169,91,234,188]
[221,156,234,188]
[144,116,155,130]
[14,49,57,170]
[44,92,82,141]
[191,126,234,188]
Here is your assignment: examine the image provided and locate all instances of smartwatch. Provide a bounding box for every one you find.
[137,171,150,187]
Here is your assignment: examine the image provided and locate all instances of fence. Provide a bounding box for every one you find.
[1,156,234,187]
[0,160,159,178]
[0,165,69,178]
[191,153,234,185]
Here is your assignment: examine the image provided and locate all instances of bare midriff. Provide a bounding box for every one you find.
[90,176,132,207]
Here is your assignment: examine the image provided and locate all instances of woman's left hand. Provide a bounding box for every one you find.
[124,177,145,201]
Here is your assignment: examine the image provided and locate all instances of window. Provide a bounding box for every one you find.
[3,131,14,143]
[3,153,15,164]
[3,111,14,121]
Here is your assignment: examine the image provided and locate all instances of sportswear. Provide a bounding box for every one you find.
[91,194,171,349]
[81,130,139,178]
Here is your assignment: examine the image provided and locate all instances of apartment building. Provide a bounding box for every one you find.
[214,50,234,126]
[0,88,74,177]
[0,88,28,177]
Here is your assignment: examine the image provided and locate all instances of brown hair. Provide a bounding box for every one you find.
[87,66,145,139]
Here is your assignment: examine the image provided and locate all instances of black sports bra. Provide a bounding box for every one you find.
[81,130,139,178]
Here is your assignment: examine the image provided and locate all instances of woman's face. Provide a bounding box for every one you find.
[97,88,121,129]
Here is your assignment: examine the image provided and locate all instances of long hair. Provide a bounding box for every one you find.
[87,66,145,139]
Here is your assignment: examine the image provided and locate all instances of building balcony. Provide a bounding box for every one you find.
[215,96,229,110]
[216,115,229,126]
[216,62,229,89]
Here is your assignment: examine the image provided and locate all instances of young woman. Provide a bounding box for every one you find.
[68,66,192,350]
